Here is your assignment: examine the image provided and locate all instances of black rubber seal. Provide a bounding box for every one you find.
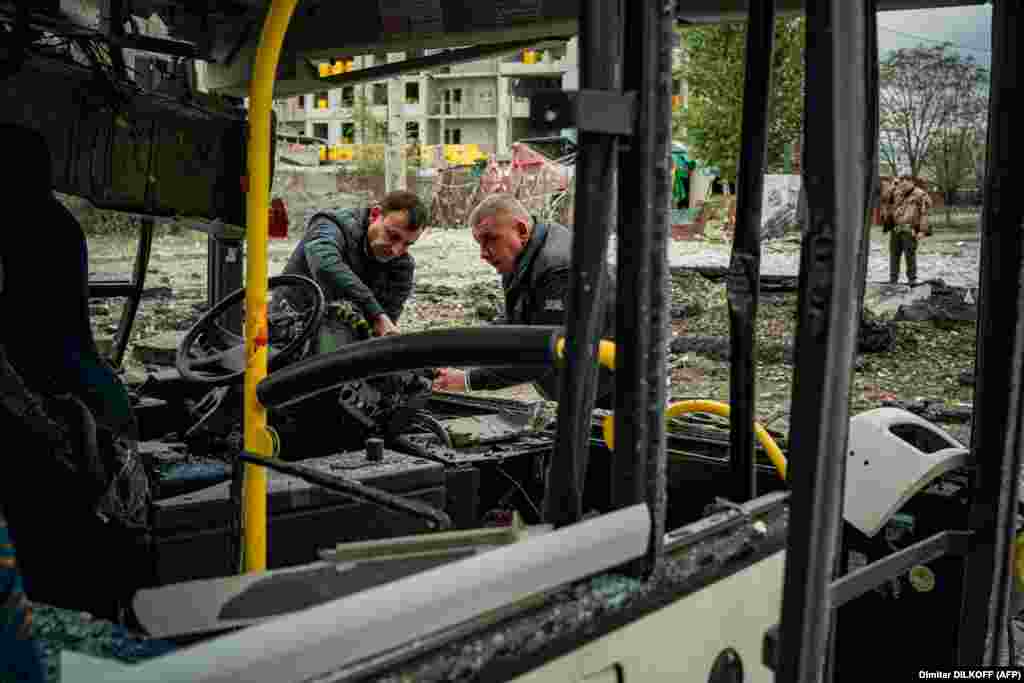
[256,325,562,408]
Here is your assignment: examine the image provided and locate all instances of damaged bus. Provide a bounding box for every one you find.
[0,0,1018,681]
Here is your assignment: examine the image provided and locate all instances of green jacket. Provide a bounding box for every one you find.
[281,208,415,323]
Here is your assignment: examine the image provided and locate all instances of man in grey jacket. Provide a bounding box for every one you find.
[434,194,616,407]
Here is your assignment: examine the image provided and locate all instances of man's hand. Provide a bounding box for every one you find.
[433,368,467,392]
[373,313,400,337]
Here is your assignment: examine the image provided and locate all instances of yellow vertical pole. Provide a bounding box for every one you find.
[243,0,299,573]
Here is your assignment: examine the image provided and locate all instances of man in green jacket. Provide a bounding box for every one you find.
[279,190,429,340]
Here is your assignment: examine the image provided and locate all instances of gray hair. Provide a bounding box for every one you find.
[467,194,533,232]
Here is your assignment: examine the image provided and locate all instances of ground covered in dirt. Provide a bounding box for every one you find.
[82,209,981,447]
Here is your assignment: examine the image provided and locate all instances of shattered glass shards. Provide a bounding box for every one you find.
[375,510,787,682]
[32,604,177,682]
[585,574,644,611]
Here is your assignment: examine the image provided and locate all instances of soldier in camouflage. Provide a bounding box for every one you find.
[881,175,933,286]
[278,190,428,345]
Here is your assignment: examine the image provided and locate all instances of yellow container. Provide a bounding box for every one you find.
[317,98,328,109]
[318,63,330,77]
[522,49,537,64]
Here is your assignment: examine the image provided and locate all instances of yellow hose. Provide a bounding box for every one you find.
[554,337,616,371]
[602,401,787,480]
[242,0,298,573]
[1015,532,1024,596]
[553,336,786,481]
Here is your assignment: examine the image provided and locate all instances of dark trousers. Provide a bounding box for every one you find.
[890,230,918,283]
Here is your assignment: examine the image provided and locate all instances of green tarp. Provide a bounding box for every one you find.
[671,144,694,205]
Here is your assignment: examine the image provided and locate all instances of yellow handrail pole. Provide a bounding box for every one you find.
[242,0,299,573]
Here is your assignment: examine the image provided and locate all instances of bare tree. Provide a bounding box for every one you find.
[926,112,986,224]
[922,53,988,224]
[972,124,987,202]
[879,44,988,181]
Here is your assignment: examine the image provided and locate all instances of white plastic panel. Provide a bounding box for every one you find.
[83,504,651,683]
[843,407,969,538]
[511,551,786,683]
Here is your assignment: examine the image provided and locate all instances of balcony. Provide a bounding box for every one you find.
[428,101,498,118]
[276,102,308,122]
[403,102,426,118]
[428,70,497,79]
[500,48,570,77]
[499,59,569,77]
[510,99,530,118]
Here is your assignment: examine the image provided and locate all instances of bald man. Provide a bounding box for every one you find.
[434,194,616,407]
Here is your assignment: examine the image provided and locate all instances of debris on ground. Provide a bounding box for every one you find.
[893,279,978,326]
[80,227,978,440]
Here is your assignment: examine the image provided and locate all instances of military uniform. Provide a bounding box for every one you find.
[466,222,617,407]
[881,176,932,285]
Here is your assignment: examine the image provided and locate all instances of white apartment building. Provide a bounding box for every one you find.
[272,39,578,155]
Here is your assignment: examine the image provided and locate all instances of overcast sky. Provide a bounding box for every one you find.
[876,3,993,71]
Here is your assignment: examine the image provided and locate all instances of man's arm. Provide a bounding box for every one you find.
[465,269,570,391]
[380,257,415,324]
[303,220,387,321]
[916,191,933,237]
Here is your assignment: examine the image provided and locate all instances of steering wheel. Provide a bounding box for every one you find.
[176,274,326,386]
